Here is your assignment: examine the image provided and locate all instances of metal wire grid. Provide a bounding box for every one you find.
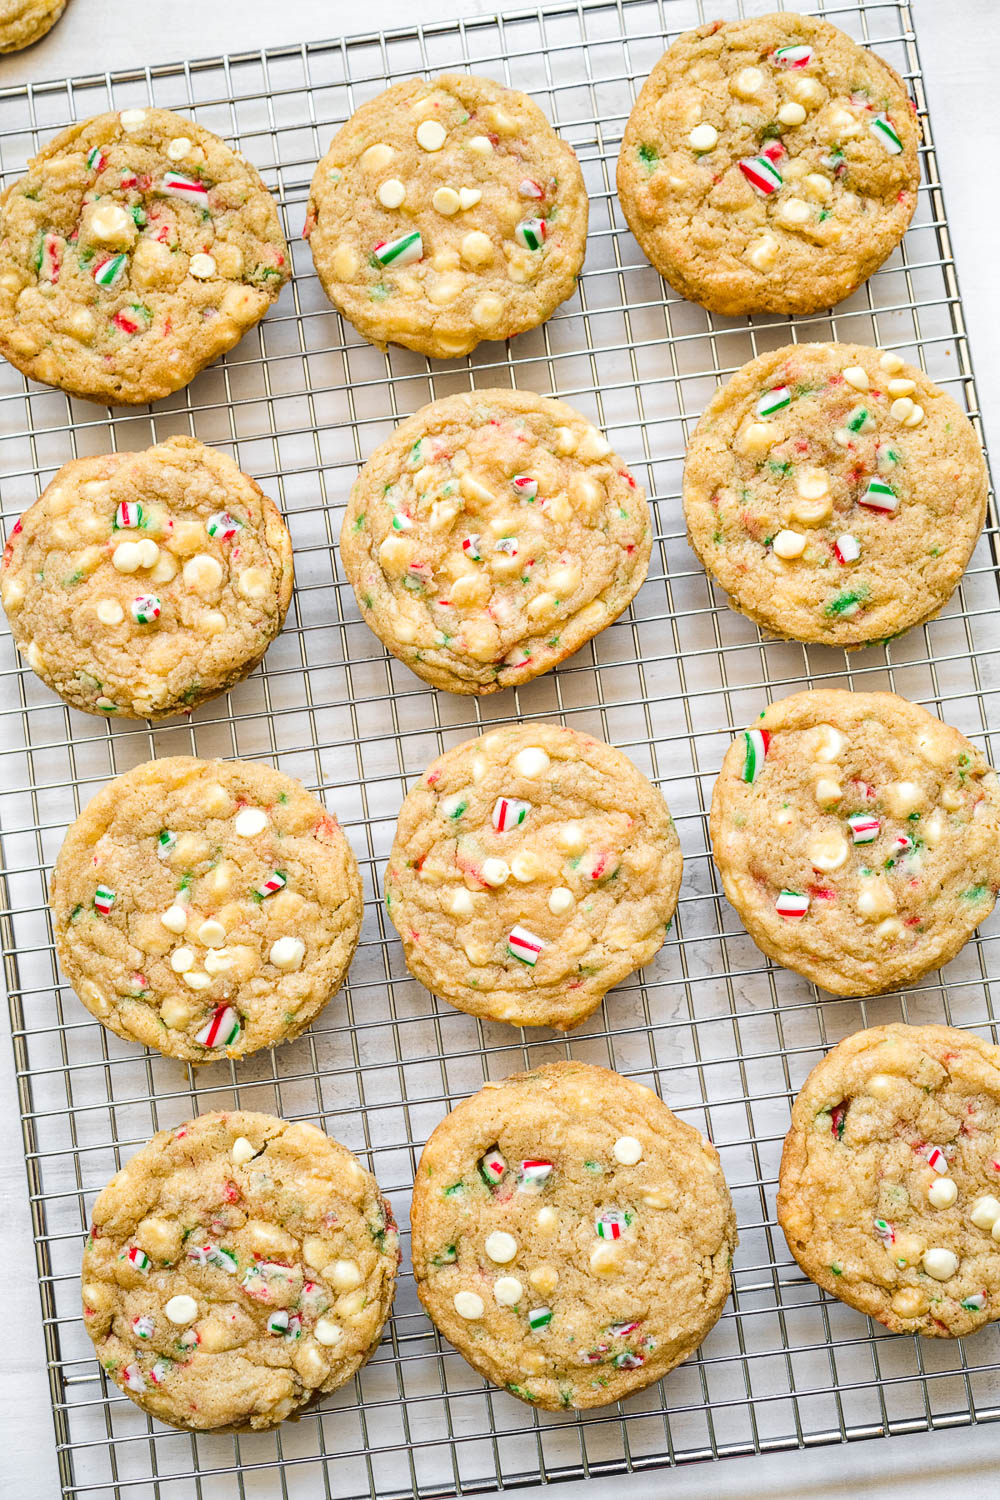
[1,0,999,1493]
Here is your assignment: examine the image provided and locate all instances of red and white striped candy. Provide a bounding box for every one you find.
[893,835,913,853]
[462,535,483,561]
[123,1364,147,1393]
[511,475,538,500]
[739,155,783,194]
[596,1210,628,1240]
[926,1146,948,1175]
[207,510,242,540]
[834,534,861,565]
[518,1159,553,1187]
[39,233,62,284]
[859,479,898,513]
[161,171,209,203]
[508,924,544,965]
[492,797,529,832]
[494,536,518,556]
[256,871,287,898]
[610,1320,640,1337]
[479,1147,507,1186]
[124,1245,151,1272]
[742,727,771,783]
[116,501,141,529]
[773,44,813,67]
[519,178,545,199]
[847,814,880,844]
[775,889,809,918]
[195,1004,241,1049]
[93,884,116,915]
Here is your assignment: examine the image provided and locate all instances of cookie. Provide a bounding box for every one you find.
[82,1110,399,1430]
[0,0,67,51]
[340,388,650,695]
[1,436,294,720]
[411,1061,736,1409]
[683,342,987,646]
[304,73,587,359]
[51,757,363,1063]
[778,1023,1000,1337]
[385,723,681,1030]
[617,12,919,315]
[0,107,289,404]
[710,690,1000,996]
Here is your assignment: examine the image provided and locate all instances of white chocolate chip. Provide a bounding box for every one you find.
[95,598,124,625]
[360,143,395,173]
[923,814,945,848]
[170,947,194,973]
[237,567,270,600]
[182,553,224,595]
[876,918,903,942]
[183,970,211,991]
[196,919,227,948]
[732,66,764,99]
[885,781,922,818]
[927,1178,958,1209]
[234,807,268,837]
[160,905,188,934]
[776,196,810,227]
[203,948,233,976]
[842,366,870,392]
[449,888,474,916]
[528,1265,558,1296]
[803,172,832,203]
[314,1318,343,1346]
[548,886,575,915]
[795,467,830,500]
[747,234,779,272]
[454,1291,484,1319]
[269,936,305,971]
[922,1247,959,1281]
[328,1259,362,1291]
[493,1277,523,1306]
[481,858,510,888]
[119,109,147,130]
[536,1206,557,1233]
[189,253,216,280]
[971,1196,1000,1230]
[740,421,780,457]
[890,396,915,423]
[807,830,848,872]
[432,186,461,215]
[231,1136,256,1165]
[613,1136,642,1165]
[112,540,143,574]
[589,1241,623,1276]
[688,123,718,151]
[167,136,193,161]
[377,178,406,209]
[514,747,550,779]
[772,529,806,560]
[510,853,539,883]
[467,135,493,155]
[164,1295,198,1325]
[778,101,807,126]
[887,378,916,398]
[416,119,446,152]
[814,778,842,805]
[460,230,494,268]
[485,1231,518,1264]
[902,403,925,428]
[879,351,905,374]
[558,821,586,854]
[458,187,481,209]
[814,725,847,762]
[857,876,897,919]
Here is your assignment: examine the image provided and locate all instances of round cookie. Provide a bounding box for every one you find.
[617,12,919,315]
[385,723,681,1030]
[51,757,363,1063]
[340,388,650,695]
[0,107,289,404]
[82,1110,399,1430]
[683,342,987,646]
[411,1061,736,1409]
[778,1024,1000,1337]
[1,436,294,720]
[0,0,67,51]
[304,73,587,359]
[710,690,1000,996]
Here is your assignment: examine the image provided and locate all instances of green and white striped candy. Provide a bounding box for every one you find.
[870,113,903,155]
[514,218,547,251]
[755,386,791,418]
[373,230,423,267]
[93,253,127,288]
[859,478,898,513]
[528,1306,552,1329]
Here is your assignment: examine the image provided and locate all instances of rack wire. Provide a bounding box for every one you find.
[1,0,999,1493]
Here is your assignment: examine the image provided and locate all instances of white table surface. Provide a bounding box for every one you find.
[2,1,997,1494]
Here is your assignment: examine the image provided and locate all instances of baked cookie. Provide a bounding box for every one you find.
[51,757,363,1063]
[1,436,294,720]
[617,12,919,315]
[683,342,987,646]
[340,388,650,695]
[778,1024,1000,1337]
[82,1111,399,1430]
[0,107,289,404]
[385,723,681,1030]
[411,1061,736,1409]
[0,0,67,51]
[710,690,1000,996]
[304,74,587,359]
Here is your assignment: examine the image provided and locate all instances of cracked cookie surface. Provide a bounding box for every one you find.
[51,756,363,1063]
[411,1061,736,1409]
[779,1024,1000,1337]
[617,12,919,315]
[1,436,294,720]
[683,342,987,646]
[0,107,289,403]
[385,723,681,1029]
[305,73,587,358]
[710,690,1000,996]
[0,0,68,51]
[82,1111,399,1430]
[340,388,650,695]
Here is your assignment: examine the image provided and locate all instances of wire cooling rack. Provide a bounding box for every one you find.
[2,0,999,1494]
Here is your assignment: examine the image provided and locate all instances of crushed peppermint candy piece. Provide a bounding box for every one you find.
[859,479,898,513]
[873,1217,895,1243]
[157,829,176,858]
[462,535,483,561]
[514,218,547,251]
[132,1314,155,1340]
[492,797,530,832]
[494,536,518,555]
[194,1004,241,1049]
[755,386,791,418]
[39,233,62,283]
[256,870,287,898]
[739,155,782,194]
[518,1159,553,1189]
[925,1146,949,1175]
[775,889,809,918]
[596,1210,630,1240]
[893,835,913,853]
[373,230,423,267]
[772,43,813,67]
[123,1363,147,1393]
[187,1241,239,1273]
[478,1146,507,1187]
[267,1310,290,1335]
[93,254,128,289]
[870,112,903,154]
[93,884,116,916]
[847,813,880,843]
[962,1293,987,1312]
[149,1359,171,1385]
[206,511,243,539]
[122,1245,151,1272]
[115,501,142,530]
[834,534,861,565]
[131,593,161,624]
[507,924,544,965]
[518,178,545,199]
[528,1306,552,1329]
[609,1320,641,1337]
[86,146,107,173]
[511,475,538,500]
[742,727,771,783]
[161,171,209,202]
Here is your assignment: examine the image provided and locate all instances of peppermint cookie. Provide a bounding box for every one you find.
[683,343,987,646]
[617,12,919,315]
[0,0,68,51]
[304,74,587,359]
[411,1061,736,1409]
[0,108,289,404]
[778,1024,1000,1336]
[1,437,294,720]
[340,389,650,695]
[82,1111,399,1430]
[385,723,681,1030]
[51,757,363,1063]
[710,690,1000,996]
